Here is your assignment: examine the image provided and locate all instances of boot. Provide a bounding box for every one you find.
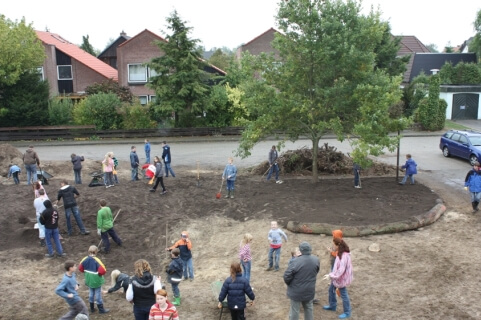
[225,190,230,198]
[172,296,181,306]
[90,302,96,313]
[475,202,480,212]
[98,304,110,314]
[230,190,235,199]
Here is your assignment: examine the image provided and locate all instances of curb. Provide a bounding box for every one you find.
[286,199,446,237]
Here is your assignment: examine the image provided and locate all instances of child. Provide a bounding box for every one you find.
[104,269,130,294]
[112,155,119,184]
[150,156,167,194]
[97,199,122,254]
[145,139,151,164]
[464,161,481,212]
[166,248,184,306]
[102,152,115,188]
[33,180,47,198]
[222,157,237,199]
[288,246,302,266]
[7,164,21,184]
[239,233,253,282]
[167,231,194,281]
[353,163,361,188]
[55,260,89,319]
[40,199,66,258]
[266,221,288,271]
[399,154,418,185]
[327,229,343,270]
[149,289,179,320]
[71,153,84,184]
[79,245,110,314]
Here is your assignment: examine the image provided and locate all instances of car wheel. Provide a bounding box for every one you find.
[470,154,479,165]
[442,147,450,157]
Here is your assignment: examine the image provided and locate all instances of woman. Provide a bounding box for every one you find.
[102,152,115,188]
[322,238,354,319]
[148,289,179,320]
[218,262,255,320]
[149,156,167,194]
[126,259,163,320]
[239,233,253,282]
[33,180,47,198]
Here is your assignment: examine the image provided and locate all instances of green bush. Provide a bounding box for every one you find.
[48,98,73,125]
[72,93,122,130]
[121,102,157,129]
[440,62,481,85]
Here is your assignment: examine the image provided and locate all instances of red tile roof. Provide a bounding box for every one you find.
[241,27,282,47]
[36,31,118,81]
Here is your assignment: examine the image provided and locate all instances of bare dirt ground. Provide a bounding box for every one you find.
[1,143,480,320]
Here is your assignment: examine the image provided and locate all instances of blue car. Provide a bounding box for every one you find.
[439,130,481,165]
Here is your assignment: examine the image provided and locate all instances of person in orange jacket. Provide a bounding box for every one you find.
[166,231,194,281]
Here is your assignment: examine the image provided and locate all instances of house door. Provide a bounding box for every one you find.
[451,93,479,120]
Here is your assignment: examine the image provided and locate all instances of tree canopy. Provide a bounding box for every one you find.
[234,0,408,182]
[79,34,97,56]
[471,9,481,62]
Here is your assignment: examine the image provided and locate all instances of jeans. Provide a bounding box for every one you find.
[401,173,415,184]
[268,247,281,270]
[354,169,360,186]
[226,180,235,191]
[266,163,280,181]
[165,163,176,177]
[101,228,122,252]
[182,257,194,279]
[36,214,45,239]
[171,282,180,297]
[59,300,89,320]
[74,169,82,184]
[45,228,63,255]
[64,206,87,235]
[470,191,481,203]
[328,283,351,316]
[229,308,246,320]
[12,172,20,184]
[289,299,313,320]
[131,167,139,181]
[89,287,103,305]
[25,164,37,185]
[113,173,119,184]
[104,172,114,186]
[133,305,151,320]
[145,151,150,164]
[241,260,251,282]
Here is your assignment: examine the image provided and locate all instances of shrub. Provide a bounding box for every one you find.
[48,98,73,125]
[121,101,157,129]
[72,93,122,130]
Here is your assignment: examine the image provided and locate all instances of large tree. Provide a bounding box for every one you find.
[471,9,481,62]
[148,10,210,127]
[235,0,408,182]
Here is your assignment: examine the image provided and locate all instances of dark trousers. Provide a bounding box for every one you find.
[230,308,246,320]
[12,172,20,184]
[153,176,166,191]
[133,305,150,320]
[101,228,122,252]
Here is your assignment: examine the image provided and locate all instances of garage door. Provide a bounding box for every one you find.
[451,93,480,120]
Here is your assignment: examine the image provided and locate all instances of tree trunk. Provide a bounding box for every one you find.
[311,136,320,183]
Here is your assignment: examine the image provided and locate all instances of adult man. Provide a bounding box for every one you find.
[130,146,139,181]
[266,145,282,184]
[283,242,320,320]
[56,180,90,236]
[162,141,176,177]
[33,188,48,247]
[23,145,40,185]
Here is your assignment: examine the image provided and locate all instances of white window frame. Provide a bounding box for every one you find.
[57,65,73,80]
[139,95,148,105]
[128,63,147,83]
[149,95,156,103]
[37,67,44,81]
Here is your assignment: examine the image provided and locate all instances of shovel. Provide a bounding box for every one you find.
[196,161,201,187]
[216,179,224,199]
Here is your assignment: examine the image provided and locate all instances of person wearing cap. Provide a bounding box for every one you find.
[464,161,481,213]
[283,242,320,320]
[166,231,194,281]
[23,145,40,185]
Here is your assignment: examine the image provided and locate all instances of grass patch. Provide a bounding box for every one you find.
[444,120,471,130]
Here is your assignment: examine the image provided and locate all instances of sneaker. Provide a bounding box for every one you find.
[265,267,273,271]
[150,188,156,192]
[189,278,194,282]
[276,180,283,184]
[274,269,279,272]
[40,239,46,247]
[58,253,67,257]
[161,190,168,195]
[109,185,115,187]
[338,313,350,319]
[105,185,109,189]
[81,230,91,235]
[354,186,361,189]
[322,305,336,311]
[45,254,55,258]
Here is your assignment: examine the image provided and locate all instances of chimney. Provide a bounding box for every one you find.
[430,69,439,75]
[120,30,127,37]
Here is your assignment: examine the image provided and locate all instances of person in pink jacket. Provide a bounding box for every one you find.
[322,238,353,319]
[102,152,115,188]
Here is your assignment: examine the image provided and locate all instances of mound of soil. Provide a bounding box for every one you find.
[0,143,24,176]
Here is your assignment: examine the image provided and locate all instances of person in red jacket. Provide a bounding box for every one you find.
[149,289,179,320]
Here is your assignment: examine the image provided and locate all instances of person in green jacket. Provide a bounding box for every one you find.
[97,199,122,254]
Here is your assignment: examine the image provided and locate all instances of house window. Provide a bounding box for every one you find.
[37,67,44,81]
[139,95,148,105]
[128,64,147,82]
[150,95,156,103]
[57,65,73,80]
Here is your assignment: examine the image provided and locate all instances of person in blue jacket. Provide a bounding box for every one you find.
[222,157,237,199]
[162,141,176,177]
[7,164,21,184]
[144,139,151,164]
[399,154,417,185]
[130,146,139,181]
[219,261,255,320]
[464,161,481,212]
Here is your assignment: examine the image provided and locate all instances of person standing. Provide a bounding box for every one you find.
[162,141,176,178]
[55,260,89,320]
[40,199,66,258]
[34,188,48,247]
[167,231,194,281]
[97,199,122,253]
[56,179,90,236]
[112,155,120,184]
[265,221,288,272]
[71,153,84,184]
[239,233,253,282]
[266,145,282,184]
[218,261,255,320]
[102,152,115,188]
[283,242,320,320]
[23,145,40,185]
[79,245,110,314]
[353,163,361,189]
[149,289,179,320]
[399,154,418,185]
[464,161,481,213]
[222,157,237,199]
[322,238,354,319]
[150,156,167,194]
[165,248,183,306]
[130,146,140,181]
[7,164,21,184]
[145,139,151,164]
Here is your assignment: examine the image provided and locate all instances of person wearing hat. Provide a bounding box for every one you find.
[464,161,481,213]
[283,242,320,320]
[166,231,194,281]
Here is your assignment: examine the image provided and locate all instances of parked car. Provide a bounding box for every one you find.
[439,130,481,165]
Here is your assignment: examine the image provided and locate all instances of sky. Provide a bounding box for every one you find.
[1,0,480,53]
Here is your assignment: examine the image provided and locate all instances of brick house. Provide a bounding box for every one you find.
[236,27,280,60]
[97,31,131,69]
[35,31,118,97]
